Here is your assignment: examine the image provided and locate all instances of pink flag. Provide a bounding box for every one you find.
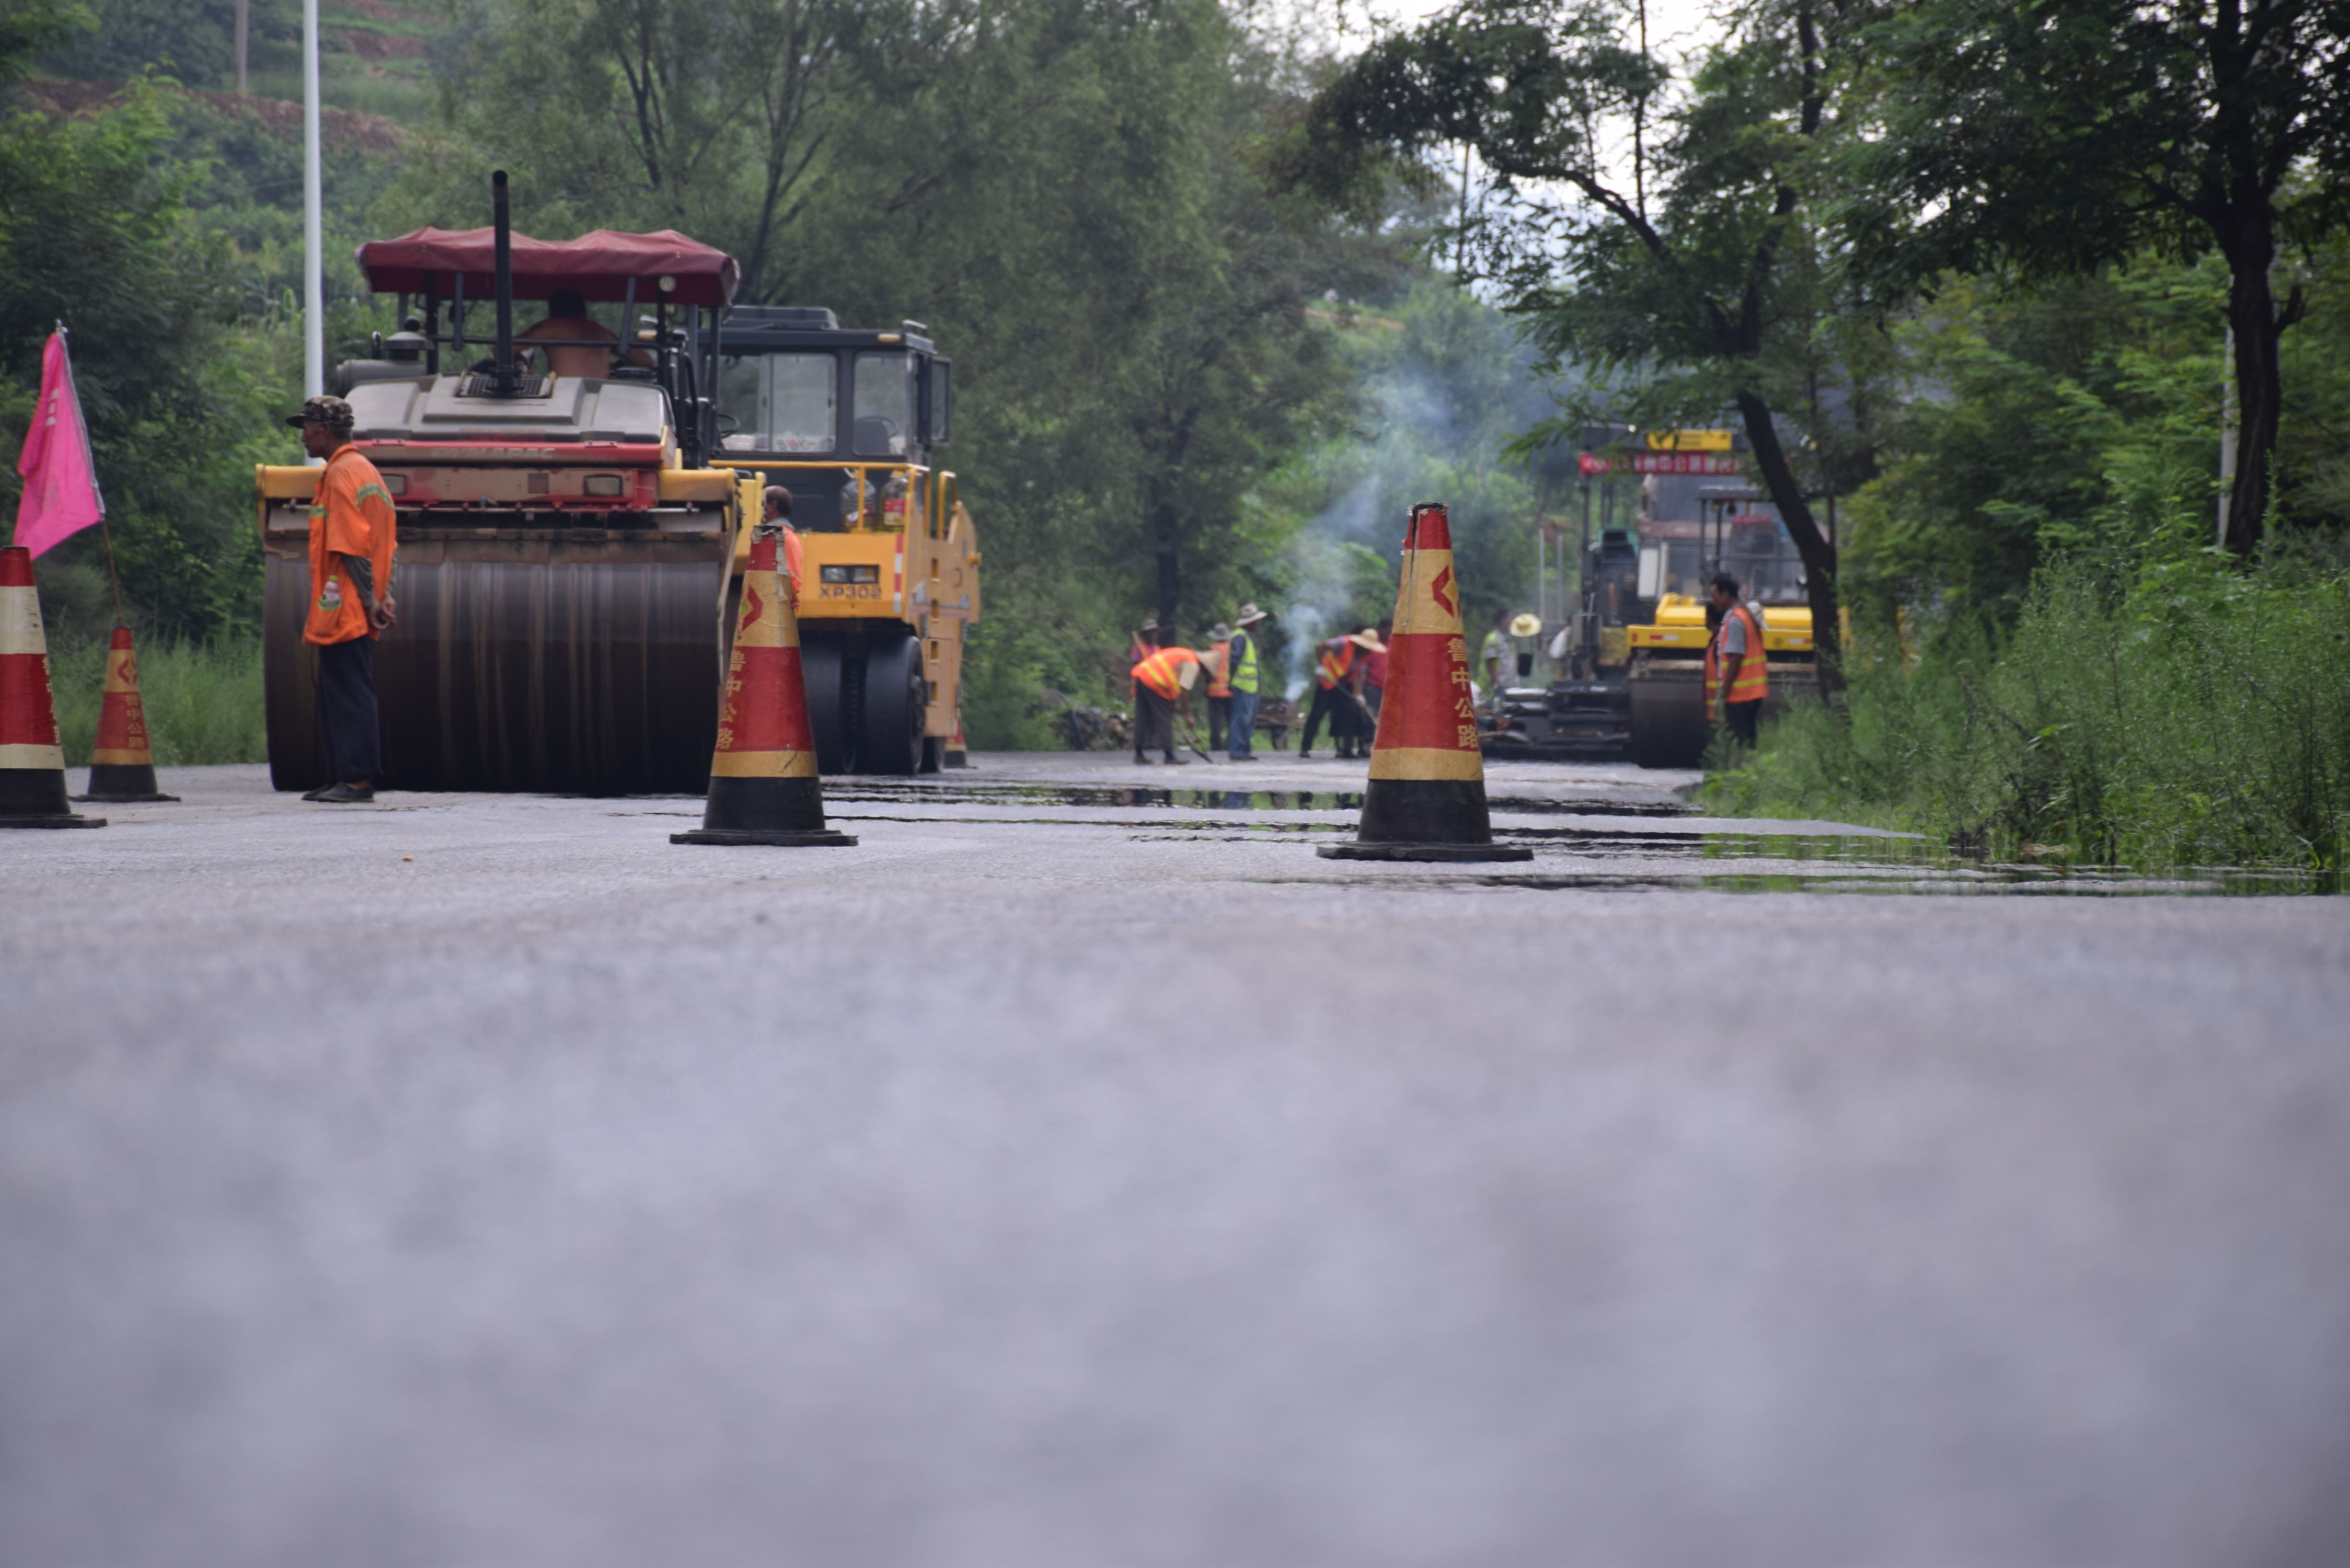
[13,331,106,558]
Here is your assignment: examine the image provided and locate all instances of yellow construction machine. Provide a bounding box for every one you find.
[258,174,980,790]
[709,307,980,773]
[1623,507,1818,767]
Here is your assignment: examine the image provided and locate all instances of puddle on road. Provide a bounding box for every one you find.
[618,777,2339,895]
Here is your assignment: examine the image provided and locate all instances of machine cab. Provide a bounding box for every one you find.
[709,306,953,534]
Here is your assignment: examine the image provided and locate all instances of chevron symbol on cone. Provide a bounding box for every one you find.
[1319,503,1528,862]
[672,528,856,847]
[0,546,105,828]
[74,626,177,802]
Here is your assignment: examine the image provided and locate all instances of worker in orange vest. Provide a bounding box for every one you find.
[1301,628,1381,759]
[1203,622,1234,750]
[1130,642,1204,764]
[1705,571,1770,745]
[762,487,803,603]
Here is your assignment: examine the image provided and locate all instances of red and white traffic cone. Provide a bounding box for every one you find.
[672,528,856,847]
[74,626,177,802]
[0,546,104,828]
[1319,503,1527,862]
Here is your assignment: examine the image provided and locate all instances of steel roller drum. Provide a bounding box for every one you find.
[266,528,730,794]
[1627,656,1709,769]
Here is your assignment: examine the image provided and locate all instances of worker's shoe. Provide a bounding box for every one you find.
[307,781,375,803]
[1132,753,1153,765]
[1164,753,1188,765]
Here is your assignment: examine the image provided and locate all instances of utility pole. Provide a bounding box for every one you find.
[235,0,249,94]
[303,0,323,408]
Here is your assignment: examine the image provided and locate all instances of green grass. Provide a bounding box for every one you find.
[1705,553,2350,873]
[48,638,267,768]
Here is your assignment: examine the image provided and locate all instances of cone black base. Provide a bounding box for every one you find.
[1318,840,1530,861]
[75,763,177,802]
[672,827,857,845]
[1354,779,1502,847]
[672,775,853,846]
[0,769,101,825]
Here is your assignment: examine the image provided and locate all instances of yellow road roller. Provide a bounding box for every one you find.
[709,307,980,774]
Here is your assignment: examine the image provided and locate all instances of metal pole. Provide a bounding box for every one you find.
[235,0,249,94]
[303,0,323,405]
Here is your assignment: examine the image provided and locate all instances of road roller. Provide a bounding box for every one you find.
[258,176,752,793]
[1623,512,1818,768]
[707,306,979,774]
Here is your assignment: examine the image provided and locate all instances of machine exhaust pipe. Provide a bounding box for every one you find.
[491,169,516,395]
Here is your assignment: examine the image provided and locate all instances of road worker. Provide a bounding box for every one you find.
[1299,628,1370,759]
[1363,617,1392,718]
[516,287,651,379]
[1226,603,1267,759]
[291,394,398,802]
[762,486,803,603]
[1204,622,1234,751]
[1706,571,1769,746]
[1480,609,1510,699]
[1130,642,1204,764]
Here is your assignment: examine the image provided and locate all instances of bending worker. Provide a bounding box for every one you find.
[1706,571,1770,745]
[1130,642,1204,765]
[1225,603,1268,760]
[292,394,398,803]
[1299,628,1372,760]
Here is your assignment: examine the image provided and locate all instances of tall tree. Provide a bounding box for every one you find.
[1860,0,2350,554]
[1284,0,1883,690]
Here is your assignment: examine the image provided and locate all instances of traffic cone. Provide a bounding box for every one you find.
[672,528,856,847]
[1319,503,1527,862]
[0,546,105,829]
[74,626,178,802]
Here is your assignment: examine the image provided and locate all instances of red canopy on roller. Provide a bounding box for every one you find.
[356,227,740,307]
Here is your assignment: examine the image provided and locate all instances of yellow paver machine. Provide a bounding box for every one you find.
[258,176,977,791]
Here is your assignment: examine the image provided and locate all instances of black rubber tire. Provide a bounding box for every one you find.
[859,633,927,776]
[1629,673,1708,769]
[801,636,848,775]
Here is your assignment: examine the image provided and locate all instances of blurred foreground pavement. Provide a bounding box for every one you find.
[3,758,2347,1566]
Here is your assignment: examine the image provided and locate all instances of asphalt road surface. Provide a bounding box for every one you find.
[5,754,2347,1566]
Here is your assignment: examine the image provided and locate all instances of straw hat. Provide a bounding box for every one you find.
[1207,622,1232,641]
[1234,604,1269,627]
[1347,629,1388,653]
[1510,612,1542,638]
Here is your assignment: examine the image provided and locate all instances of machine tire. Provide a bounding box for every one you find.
[920,735,944,775]
[1628,664,1709,769]
[859,632,927,776]
[802,635,848,775]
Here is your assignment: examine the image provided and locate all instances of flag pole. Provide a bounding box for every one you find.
[303,0,324,407]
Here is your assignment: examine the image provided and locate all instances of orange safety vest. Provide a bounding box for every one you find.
[1705,603,1770,714]
[1316,637,1356,690]
[1207,639,1231,698]
[1132,645,1201,700]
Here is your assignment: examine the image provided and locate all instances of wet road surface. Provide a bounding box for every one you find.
[5,754,2348,1565]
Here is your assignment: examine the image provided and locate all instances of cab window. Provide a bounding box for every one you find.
[719,353,836,454]
[853,351,913,457]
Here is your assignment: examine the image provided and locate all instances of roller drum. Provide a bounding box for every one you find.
[1628,657,1709,769]
[266,535,729,794]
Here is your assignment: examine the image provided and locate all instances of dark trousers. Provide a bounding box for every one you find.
[1134,687,1176,757]
[1206,695,1231,750]
[1724,698,1761,746]
[318,635,383,783]
[1301,685,1345,752]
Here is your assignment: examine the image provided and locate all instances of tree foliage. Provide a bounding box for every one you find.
[1284,0,1886,691]
[1858,0,2350,555]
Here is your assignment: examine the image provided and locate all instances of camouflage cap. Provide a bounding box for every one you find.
[286,394,355,432]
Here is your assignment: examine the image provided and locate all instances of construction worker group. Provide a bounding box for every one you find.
[1126,607,1392,764]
